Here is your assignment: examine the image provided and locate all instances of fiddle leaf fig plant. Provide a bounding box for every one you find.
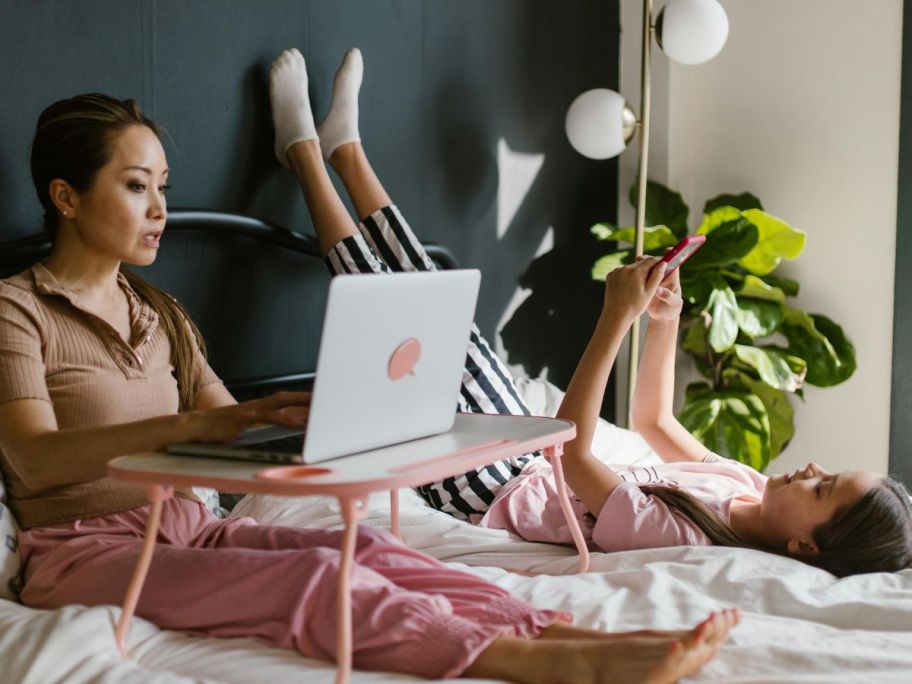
[592,181,856,471]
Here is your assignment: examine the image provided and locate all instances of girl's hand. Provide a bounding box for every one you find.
[602,256,668,324]
[638,256,683,321]
[186,391,312,443]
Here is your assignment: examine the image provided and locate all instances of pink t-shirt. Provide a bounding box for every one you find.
[478,454,767,552]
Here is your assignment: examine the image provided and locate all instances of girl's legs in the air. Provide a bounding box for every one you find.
[275,47,538,523]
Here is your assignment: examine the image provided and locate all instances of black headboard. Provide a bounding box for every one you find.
[0,210,457,402]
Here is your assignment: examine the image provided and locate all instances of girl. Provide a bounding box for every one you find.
[478,255,912,578]
[0,58,735,684]
[282,46,912,579]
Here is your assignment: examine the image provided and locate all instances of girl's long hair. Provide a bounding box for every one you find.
[30,93,208,411]
[640,477,912,577]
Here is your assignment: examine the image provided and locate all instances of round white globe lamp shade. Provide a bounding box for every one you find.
[565,89,632,160]
[659,0,729,65]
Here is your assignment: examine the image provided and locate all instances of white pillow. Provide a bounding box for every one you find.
[193,487,227,518]
[0,480,22,600]
[513,375,661,467]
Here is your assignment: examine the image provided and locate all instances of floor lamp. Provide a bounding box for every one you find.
[564,0,729,426]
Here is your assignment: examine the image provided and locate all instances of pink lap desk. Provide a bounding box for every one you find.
[108,412,583,684]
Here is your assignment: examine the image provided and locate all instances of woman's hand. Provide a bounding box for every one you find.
[602,256,668,325]
[185,391,312,443]
[640,256,683,322]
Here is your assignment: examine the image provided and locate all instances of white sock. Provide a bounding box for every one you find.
[317,48,363,160]
[269,48,318,168]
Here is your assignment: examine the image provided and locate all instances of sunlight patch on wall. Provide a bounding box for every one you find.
[497,138,545,240]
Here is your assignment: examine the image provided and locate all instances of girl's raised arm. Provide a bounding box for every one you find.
[555,258,667,515]
[631,266,709,463]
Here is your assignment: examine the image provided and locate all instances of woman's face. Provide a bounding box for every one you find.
[68,124,168,266]
[761,462,880,552]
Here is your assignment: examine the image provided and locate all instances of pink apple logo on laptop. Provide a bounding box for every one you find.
[388,338,421,380]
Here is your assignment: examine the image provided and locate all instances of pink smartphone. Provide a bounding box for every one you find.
[653,234,706,277]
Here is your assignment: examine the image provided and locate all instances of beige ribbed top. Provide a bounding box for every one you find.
[0,263,222,529]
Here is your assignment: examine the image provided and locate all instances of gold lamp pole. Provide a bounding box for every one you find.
[627,0,653,427]
[564,0,729,427]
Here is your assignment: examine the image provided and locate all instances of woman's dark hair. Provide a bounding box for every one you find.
[30,93,208,411]
[641,477,912,577]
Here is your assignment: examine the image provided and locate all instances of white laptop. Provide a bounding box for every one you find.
[166,269,481,465]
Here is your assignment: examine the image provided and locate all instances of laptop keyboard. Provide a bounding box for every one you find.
[233,433,306,453]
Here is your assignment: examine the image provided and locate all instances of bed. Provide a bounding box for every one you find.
[1,212,911,683]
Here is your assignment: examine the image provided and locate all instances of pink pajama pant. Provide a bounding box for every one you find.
[19,498,564,679]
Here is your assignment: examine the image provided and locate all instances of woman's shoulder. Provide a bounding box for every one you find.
[0,268,42,317]
[1,265,39,293]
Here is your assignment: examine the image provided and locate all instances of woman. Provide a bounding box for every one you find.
[0,58,735,683]
[478,256,912,578]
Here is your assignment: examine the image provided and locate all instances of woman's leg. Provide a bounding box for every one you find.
[210,520,562,635]
[210,517,738,683]
[465,611,736,684]
[19,501,543,680]
[20,503,732,682]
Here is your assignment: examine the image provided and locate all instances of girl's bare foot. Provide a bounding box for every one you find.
[464,611,736,684]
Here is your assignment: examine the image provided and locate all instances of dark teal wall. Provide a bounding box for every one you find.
[0,0,619,409]
[891,1,911,487]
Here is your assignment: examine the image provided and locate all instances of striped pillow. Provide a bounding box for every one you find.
[0,480,21,600]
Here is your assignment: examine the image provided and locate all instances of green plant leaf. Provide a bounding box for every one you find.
[704,193,764,214]
[591,223,619,241]
[678,390,771,471]
[760,274,800,297]
[756,346,808,376]
[737,275,786,303]
[694,356,715,381]
[590,224,679,251]
[681,272,717,309]
[685,382,715,402]
[628,180,689,237]
[682,319,708,356]
[591,250,633,281]
[736,298,784,338]
[811,315,857,382]
[737,210,806,276]
[685,218,759,271]
[697,209,734,236]
[705,277,739,352]
[781,308,856,387]
[723,369,795,460]
[696,206,743,235]
[732,344,802,391]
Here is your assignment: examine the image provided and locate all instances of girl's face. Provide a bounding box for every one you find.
[761,462,880,552]
[68,124,168,266]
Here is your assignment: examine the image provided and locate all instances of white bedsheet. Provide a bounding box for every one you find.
[4,418,911,682]
[230,478,912,683]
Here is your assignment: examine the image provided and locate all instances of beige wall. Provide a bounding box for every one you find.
[618,0,903,476]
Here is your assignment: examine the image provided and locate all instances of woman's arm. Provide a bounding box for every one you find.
[630,267,709,462]
[555,257,667,515]
[0,391,310,491]
[193,382,238,410]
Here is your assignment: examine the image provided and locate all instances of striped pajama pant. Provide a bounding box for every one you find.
[324,205,541,522]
